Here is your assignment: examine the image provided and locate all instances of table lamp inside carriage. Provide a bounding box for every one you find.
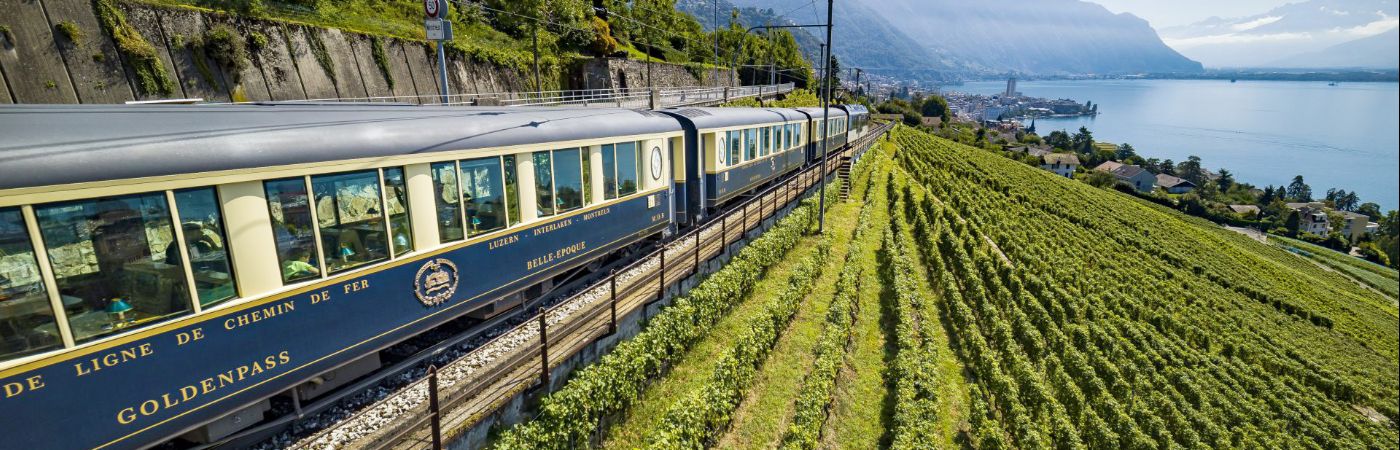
[105,297,134,330]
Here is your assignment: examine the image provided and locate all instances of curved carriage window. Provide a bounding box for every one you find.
[602,144,619,200]
[312,171,389,274]
[533,151,555,217]
[384,168,414,255]
[553,148,585,212]
[0,208,62,359]
[173,189,236,307]
[503,155,520,226]
[744,128,757,161]
[266,178,321,284]
[461,157,507,236]
[727,131,741,167]
[36,193,192,343]
[431,162,464,243]
[616,141,639,196]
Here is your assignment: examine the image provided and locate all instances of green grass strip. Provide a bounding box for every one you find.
[646,237,832,448]
[496,187,836,449]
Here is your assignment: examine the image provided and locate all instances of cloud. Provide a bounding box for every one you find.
[1164,31,1313,48]
[1232,15,1283,31]
[1336,12,1399,37]
[1166,11,1398,49]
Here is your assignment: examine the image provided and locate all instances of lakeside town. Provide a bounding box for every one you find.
[866,78,1395,266]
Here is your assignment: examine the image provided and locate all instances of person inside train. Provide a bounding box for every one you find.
[282,248,319,280]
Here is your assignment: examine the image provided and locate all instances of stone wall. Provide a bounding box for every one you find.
[574,57,734,91]
[0,1,738,105]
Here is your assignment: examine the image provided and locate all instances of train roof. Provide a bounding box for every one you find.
[793,107,848,119]
[0,104,683,191]
[661,107,804,129]
[840,104,869,115]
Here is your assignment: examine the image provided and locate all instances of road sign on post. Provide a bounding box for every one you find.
[425,0,450,103]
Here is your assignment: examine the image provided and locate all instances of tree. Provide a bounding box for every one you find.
[1045,130,1071,150]
[587,16,619,55]
[1114,143,1136,161]
[1083,170,1116,188]
[1284,210,1301,237]
[1071,126,1094,153]
[1357,202,1383,220]
[1177,155,1204,185]
[1286,175,1312,202]
[1339,191,1359,211]
[1260,185,1277,205]
[920,95,949,119]
[1158,159,1176,176]
[1216,169,1235,192]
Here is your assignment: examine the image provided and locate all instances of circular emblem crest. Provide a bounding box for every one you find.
[650,146,664,180]
[414,258,459,306]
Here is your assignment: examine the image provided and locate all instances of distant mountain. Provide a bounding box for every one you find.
[678,0,961,83]
[1160,0,1400,68]
[1274,28,1399,69]
[683,0,1202,80]
[867,0,1203,76]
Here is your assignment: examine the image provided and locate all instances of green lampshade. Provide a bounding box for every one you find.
[107,298,133,314]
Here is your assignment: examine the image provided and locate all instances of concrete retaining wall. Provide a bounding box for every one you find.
[1,1,740,105]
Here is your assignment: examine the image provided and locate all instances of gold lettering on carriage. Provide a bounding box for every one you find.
[532,218,573,236]
[526,241,588,270]
[115,351,291,425]
[489,235,519,250]
[414,258,460,306]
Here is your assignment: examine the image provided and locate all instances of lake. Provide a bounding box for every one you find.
[953,79,1400,210]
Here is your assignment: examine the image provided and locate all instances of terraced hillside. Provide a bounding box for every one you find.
[492,126,1398,449]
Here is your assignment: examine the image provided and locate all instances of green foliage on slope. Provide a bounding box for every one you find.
[893,125,1398,447]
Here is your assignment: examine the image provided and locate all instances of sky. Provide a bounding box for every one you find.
[1090,0,1294,27]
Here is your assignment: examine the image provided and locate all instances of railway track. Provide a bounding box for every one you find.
[205,122,891,450]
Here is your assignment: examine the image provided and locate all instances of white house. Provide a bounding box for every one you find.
[1040,153,1080,178]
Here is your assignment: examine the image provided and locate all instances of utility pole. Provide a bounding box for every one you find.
[768,23,776,86]
[818,0,833,234]
[854,68,863,97]
[713,0,720,88]
[532,22,542,93]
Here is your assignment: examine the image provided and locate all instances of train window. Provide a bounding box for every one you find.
[431,162,465,243]
[266,178,322,283]
[461,157,507,236]
[36,193,192,343]
[503,155,521,226]
[616,141,639,196]
[311,171,389,274]
[744,128,757,161]
[173,188,237,307]
[760,127,771,157]
[580,150,592,206]
[533,151,555,217]
[602,144,618,200]
[0,208,62,359]
[553,148,585,212]
[726,131,741,167]
[384,167,414,255]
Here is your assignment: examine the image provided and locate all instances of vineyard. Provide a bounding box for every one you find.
[491,125,1398,449]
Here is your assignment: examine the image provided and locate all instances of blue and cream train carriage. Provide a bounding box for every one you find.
[0,102,866,449]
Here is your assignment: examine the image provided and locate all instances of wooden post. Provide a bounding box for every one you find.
[538,313,549,388]
[657,245,666,303]
[693,231,700,275]
[721,214,728,255]
[609,270,617,334]
[428,365,442,450]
